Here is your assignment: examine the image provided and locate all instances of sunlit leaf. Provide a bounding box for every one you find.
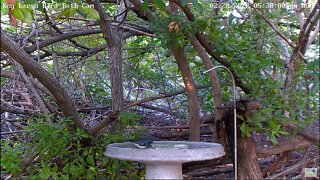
[152,0,166,10]
[12,7,23,20]
[79,7,100,20]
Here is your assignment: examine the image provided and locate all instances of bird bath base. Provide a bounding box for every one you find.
[146,163,182,179]
[105,141,225,179]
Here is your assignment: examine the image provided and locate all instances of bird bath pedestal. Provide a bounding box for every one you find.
[105,141,225,179]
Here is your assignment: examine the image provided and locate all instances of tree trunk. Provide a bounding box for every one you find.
[187,35,224,144]
[237,136,263,179]
[108,35,124,113]
[223,100,262,179]
[88,0,124,115]
[171,45,200,141]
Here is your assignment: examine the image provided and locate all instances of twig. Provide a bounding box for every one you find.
[1,130,25,135]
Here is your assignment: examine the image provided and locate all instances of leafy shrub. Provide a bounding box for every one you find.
[1,116,144,179]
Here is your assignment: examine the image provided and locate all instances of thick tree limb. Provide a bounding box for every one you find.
[1,30,85,130]
[170,44,201,141]
[86,0,125,114]
[187,34,223,142]
[171,0,252,94]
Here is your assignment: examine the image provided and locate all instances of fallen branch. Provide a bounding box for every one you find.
[125,85,210,108]
[144,124,211,130]
[0,130,25,135]
[186,166,233,177]
[151,128,212,139]
[137,103,181,118]
[1,104,41,117]
[257,135,314,158]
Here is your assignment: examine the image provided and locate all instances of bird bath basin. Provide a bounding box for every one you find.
[105,141,225,179]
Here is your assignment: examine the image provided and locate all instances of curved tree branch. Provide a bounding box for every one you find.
[24,28,102,53]
[171,0,252,94]
[1,29,86,130]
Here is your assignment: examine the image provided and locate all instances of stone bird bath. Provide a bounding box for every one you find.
[105,141,225,179]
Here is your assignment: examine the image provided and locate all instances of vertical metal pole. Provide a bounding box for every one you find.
[202,66,237,180]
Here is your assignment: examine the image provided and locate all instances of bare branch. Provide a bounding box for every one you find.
[1,30,86,130]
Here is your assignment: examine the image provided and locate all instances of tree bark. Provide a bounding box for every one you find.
[170,45,201,141]
[87,0,124,113]
[108,36,124,112]
[187,35,224,144]
[237,136,263,179]
[223,100,262,179]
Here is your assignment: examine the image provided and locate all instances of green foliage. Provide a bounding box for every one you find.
[191,0,202,11]
[1,0,9,15]
[1,140,22,176]
[78,7,100,20]
[1,117,144,179]
[120,112,143,127]
[11,2,34,25]
[56,7,100,20]
[151,0,166,11]
[141,0,149,12]
[240,123,252,138]
[56,8,77,19]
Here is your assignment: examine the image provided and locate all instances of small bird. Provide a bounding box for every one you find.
[130,135,161,149]
[130,139,154,149]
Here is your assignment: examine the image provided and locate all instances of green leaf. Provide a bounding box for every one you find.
[21,9,33,25]
[279,130,289,136]
[1,1,9,15]
[25,0,37,4]
[141,0,149,12]
[191,0,202,10]
[68,8,77,17]
[56,8,77,19]
[180,0,189,7]
[12,8,24,21]
[56,9,69,19]
[86,155,95,166]
[270,133,278,145]
[152,0,166,10]
[86,166,97,179]
[240,123,251,138]
[79,7,100,20]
